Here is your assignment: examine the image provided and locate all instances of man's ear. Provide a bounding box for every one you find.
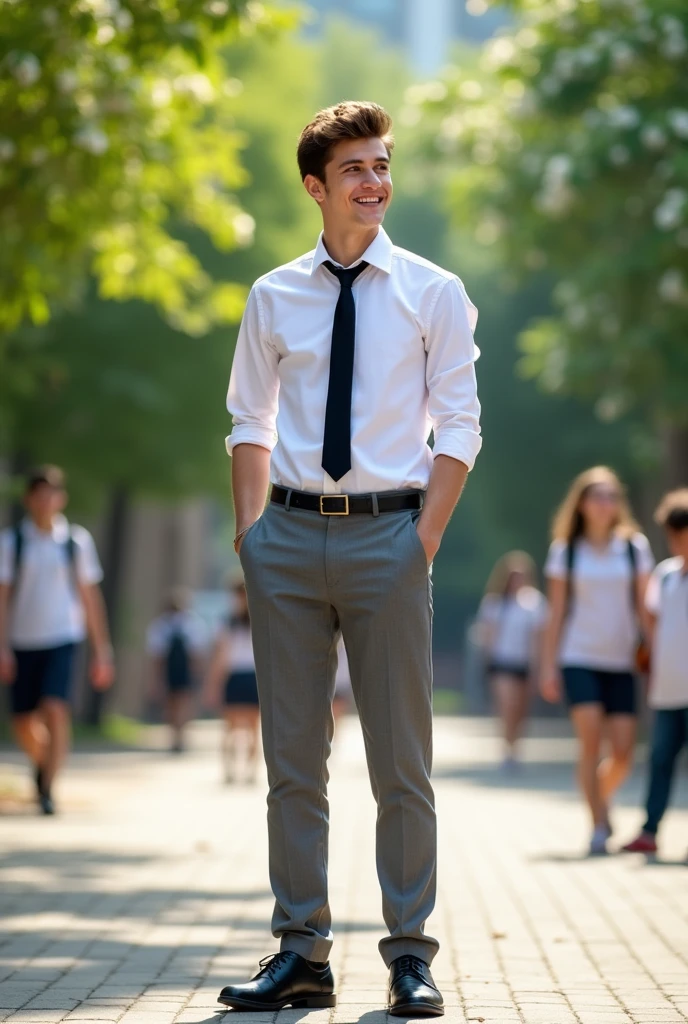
[304,173,327,205]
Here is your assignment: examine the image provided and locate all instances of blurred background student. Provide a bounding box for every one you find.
[622,489,688,856]
[204,580,260,784]
[0,465,114,814]
[540,467,654,855]
[475,551,548,772]
[146,586,205,754]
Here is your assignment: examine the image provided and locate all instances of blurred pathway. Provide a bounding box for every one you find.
[1,717,687,1024]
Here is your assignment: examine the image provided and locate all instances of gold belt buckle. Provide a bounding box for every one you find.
[319,494,350,515]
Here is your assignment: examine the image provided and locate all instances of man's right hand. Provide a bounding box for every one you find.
[0,647,16,685]
[233,525,253,555]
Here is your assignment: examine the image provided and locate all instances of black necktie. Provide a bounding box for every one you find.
[321,260,368,482]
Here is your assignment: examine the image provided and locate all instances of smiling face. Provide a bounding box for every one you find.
[304,136,393,234]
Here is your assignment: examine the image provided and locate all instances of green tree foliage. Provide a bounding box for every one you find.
[0,0,292,337]
[3,27,321,509]
[410,0,688,429]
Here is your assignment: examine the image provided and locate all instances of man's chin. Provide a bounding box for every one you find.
[353,207,386,226]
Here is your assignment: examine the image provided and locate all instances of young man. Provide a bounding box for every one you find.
[622,489,688,856]
[0,465,114,814]
[220,102,481,1016]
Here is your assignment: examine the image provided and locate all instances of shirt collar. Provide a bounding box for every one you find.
[22,514,69,542]
[310,227,394,276]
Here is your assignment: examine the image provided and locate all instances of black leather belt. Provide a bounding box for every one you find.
[270,485,424,516]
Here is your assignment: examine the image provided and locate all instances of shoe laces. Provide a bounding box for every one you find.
[257,952,293,979]
[395,955,427,981]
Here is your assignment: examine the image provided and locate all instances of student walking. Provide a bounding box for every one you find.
[476,552,548,771]
[0,466,114,814]
[146,587,205,754]
[540,466,654,855]
[218,101,481,1016]
[622,489,688,856]
[204,581,260,784]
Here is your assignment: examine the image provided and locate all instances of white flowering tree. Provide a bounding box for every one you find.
[413,0,688,472]
[0,0,291,336]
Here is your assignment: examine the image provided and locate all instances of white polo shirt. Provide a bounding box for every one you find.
[645,557,688,709]
[545,533,654,671]
[477,587,549,668]
[0,515,103,650]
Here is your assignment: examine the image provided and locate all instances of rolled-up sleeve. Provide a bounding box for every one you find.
[226,284,279,455]
[426,276,482,471]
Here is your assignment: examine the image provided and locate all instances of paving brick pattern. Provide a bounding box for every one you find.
[1,717,687,1024]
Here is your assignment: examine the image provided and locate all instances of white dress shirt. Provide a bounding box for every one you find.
[226,228,481,494]
[0,515,103,650]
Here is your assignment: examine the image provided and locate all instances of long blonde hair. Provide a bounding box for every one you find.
[551,466,639,543]
[484,550,537,598]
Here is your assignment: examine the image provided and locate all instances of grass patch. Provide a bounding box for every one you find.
[433,688,463,716]
[73,714,143,747]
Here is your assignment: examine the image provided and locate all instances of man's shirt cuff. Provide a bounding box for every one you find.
[432,431,483,472]
[225,424,277,455]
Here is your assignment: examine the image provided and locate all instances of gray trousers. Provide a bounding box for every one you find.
[239,498,438,967]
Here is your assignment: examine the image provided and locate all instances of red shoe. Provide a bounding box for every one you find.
[621,832,657,854]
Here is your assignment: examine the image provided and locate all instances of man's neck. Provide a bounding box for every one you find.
[29,513,55,534]
[321,224,379,268]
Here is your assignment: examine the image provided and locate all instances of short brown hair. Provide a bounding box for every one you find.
[655,488,688,532]
[25,464,65,494]
[297,101,394,182]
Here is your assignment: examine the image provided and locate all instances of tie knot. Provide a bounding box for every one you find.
[323,260,369,288]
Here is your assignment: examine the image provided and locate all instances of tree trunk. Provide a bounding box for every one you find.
[83,485,130,728]
[664,425,688,488]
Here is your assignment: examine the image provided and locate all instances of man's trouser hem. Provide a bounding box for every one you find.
[280,933,334,965]
[379,937,440,968]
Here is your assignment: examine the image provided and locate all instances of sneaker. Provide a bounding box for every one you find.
[621,832,657,854]
[39,792,56,816]
[589,824,611,856]
[499,756,520,776]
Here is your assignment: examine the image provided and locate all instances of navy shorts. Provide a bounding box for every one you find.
[224,671,259,707]
[11,644,77,715]
[562,666,637,716]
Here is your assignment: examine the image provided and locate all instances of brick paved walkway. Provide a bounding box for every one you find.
[1,717,687,1024]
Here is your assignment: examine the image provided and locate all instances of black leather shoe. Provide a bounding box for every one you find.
[218,951,336,1010]
[388,954,444,1017]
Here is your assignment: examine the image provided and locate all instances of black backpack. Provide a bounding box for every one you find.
[165,629,191,689]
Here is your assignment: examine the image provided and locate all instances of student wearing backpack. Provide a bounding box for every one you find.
[146,586,206,754]
[540,467,654,855]
[0,466,114,814]
[622,489,688,856]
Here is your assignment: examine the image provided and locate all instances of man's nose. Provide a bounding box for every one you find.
[362,170,382,188]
